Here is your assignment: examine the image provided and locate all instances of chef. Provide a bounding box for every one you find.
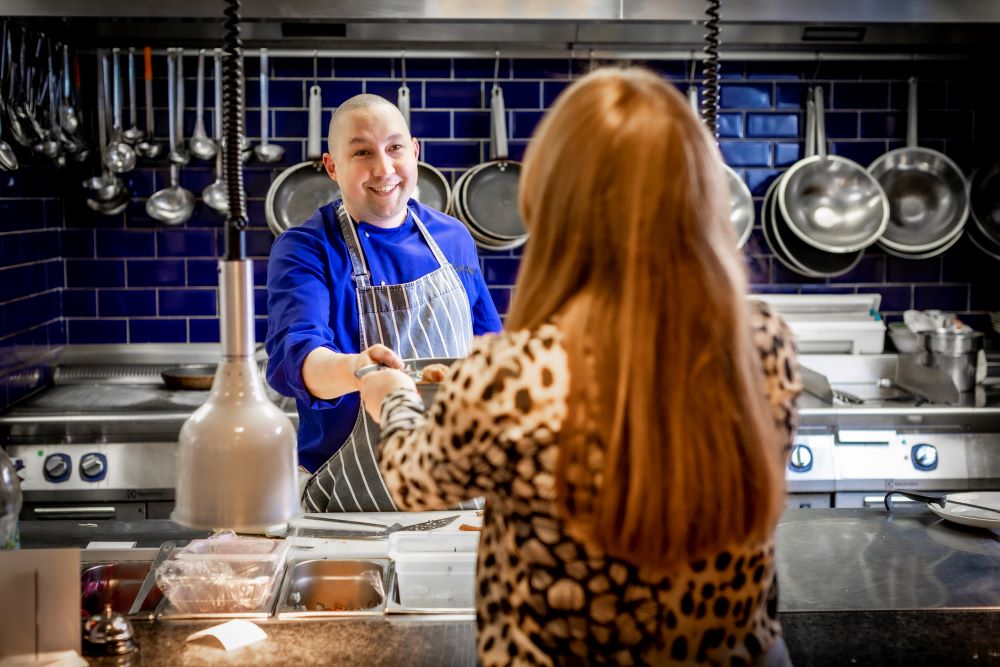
[265,94,502,512]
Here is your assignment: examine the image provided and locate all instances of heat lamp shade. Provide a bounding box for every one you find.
[172,359,299,531]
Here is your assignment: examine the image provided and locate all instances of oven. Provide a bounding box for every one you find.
[0,344,296,521]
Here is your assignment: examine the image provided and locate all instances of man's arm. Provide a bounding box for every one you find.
[302,344,404,400]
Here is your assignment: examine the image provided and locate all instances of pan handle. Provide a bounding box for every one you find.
[307,84,322,161]
[907,77,918,149]
[813,86,827,159]
[397,82,410,129]
[489,84,509,162]
[804,93,815,158]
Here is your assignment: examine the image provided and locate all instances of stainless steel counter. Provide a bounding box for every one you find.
[776,508,1000,612]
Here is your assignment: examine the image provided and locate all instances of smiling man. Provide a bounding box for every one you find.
[265,94,501,512]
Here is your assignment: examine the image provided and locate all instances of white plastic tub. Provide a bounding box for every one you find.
[388,533,478,611]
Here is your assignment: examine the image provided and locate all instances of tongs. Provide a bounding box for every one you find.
[301,514,460,535]
[884,490,1000,516]
[354,363,423,381]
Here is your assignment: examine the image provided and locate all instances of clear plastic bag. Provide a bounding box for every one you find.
[155,531,289,613]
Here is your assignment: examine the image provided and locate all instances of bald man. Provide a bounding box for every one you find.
[265,94,501,511]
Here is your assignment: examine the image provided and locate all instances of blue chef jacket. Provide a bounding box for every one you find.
[265,199,503,472]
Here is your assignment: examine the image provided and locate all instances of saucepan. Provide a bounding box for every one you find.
[778,87,889,253]
[395,60,451,213]
[265,84,340,236]
[969,155,1000,254]
[867,78,968,257]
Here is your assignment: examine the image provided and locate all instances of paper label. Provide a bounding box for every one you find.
[186,620,267,651]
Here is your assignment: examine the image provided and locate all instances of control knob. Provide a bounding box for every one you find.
[80,453,107,481]
[788,444,813,473]
[43,454,71,482]
[911,444,938,472]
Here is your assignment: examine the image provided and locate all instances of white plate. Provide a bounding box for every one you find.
[926,492,1000,529]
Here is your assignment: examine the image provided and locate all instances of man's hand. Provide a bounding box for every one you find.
[302,343,405,400]
[351,344,405,390]
[359,368,416,422]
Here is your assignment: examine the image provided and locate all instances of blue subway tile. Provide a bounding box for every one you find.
[96,231,155,258]
[771,261,825,284]
[829,255,885,283]
[68,319,127,344]
[395,58,451,79]
[334,58,392,78]
[121,170,157,198]
[273,110,309,138]
[188,259,218,287]
[832,82,889,110]
[0,201,46,234]
[751,284,802,294]
[46,260,64,290]
[99,290,156,317]
[67,260,126,288]
[422,142,481,169]
[718,113,743,138]
[511,59,571,79]
[747,113,799,138]
[189,318,220,343]
[245,230,275,257]
[920,110,974,141]
[255,318,268,343]
[157,230,215,257]
[253,259,268,287]
[506,141,528,162]
[886,256,940,282]
[512,111,545,139]
[745,170,782,196]
[719,142,771,167]
[63,290,97,317]
[821,112,859,140]
[745,255,770,284]
[454,58,511,79]
[830,141,888,165]
[869,285,912,312]
[799,284,855,294]
[410,111,451,139]
[860,112,904,139]
[542,80,570,107]
[774,143,802,167]
[889,80,947,110]
[426,82,481,108]
[254,288,268,317]
[130,319,187,343]
[365,81,422,108]
[643,60,688,79]
[499,82,541,109]
[127,259,185,287]
[488,287,511,315]
[453,111,490,139]
[246,80,304,108]
[746,62,803,80]
[914,285,968,311]
[482,257,520,285]
[159,289,217,316]
[775,83,832,110]
[318,80,365,107]
[720,84,771,109]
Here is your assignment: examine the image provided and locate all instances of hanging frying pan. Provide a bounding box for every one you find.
[457,84,527,248]
[396,80,451,213]
[687,87,754,249]
[970,157,1000,249]
[265,85,340,237]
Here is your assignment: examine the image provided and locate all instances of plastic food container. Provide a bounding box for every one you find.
[155,531,290,615]
[388,533,478,611]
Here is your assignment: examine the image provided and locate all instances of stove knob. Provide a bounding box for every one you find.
[43,454,71,482]
[912,444,938,472]
[788,444,813,473]
[80,453,107,481]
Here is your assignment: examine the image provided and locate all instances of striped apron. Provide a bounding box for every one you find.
[302,203,482,512]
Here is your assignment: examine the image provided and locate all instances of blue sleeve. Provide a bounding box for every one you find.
[265,226,344,410]
[469,265,503,335]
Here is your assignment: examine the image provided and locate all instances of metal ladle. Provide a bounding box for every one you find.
[202,50,228,213]
[146,50,194,225]
[104,49,136,173]
[123,48,144,143]
[253,49,283,163]
[86,51,129,215]
[168,49,188,165]
[0,111,18,170]
[136,47,163,159]
[58,44,79,134]
[188,49,217,160]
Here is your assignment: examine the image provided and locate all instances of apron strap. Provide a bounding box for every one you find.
[336,203,372,291]
[409,209,450,269]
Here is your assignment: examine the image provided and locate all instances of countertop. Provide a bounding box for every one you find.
[19,508,1000,666]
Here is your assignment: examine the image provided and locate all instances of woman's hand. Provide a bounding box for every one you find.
[351,344,405,390]
[359,368,416,422]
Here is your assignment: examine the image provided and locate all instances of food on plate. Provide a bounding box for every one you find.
[420,363,449,383]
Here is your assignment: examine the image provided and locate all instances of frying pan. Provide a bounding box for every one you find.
[778,87,889,253]
[396,80,452,213]
[969,158,1000,248]
[161,364,217,390]
[456,84,527,248]
[265,85,340,237]
[687,87,754,249]
[868,78,968,254]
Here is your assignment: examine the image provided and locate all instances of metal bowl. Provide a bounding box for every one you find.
[868,147,969,252]
[726,166,754,249]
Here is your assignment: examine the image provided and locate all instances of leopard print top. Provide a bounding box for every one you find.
[378,301,801,666]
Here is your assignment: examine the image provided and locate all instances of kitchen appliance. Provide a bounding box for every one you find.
[785,353,1000,510]
[752,293,886,354]
[0,344,297,522]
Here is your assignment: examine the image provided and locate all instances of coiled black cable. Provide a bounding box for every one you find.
[223,0,247,260]
[701,0,722,140]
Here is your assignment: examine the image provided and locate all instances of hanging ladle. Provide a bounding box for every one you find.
[123,48,144,143]
[136,47,163,159]
[253,48,283,163]
[104,48,136,173]
[146,49,194,225]
[202,49,228,213]
[188,48,217,160]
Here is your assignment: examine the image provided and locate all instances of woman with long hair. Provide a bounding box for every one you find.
[360,67,801,665]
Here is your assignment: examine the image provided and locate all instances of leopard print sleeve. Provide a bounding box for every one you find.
[749,300,803,458]
[377,325,570,511]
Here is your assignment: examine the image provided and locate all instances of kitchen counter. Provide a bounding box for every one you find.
[19,508,1000,665]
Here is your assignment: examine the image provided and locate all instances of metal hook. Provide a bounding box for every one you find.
[312,48,318,86]
[688,50,698,84]
[588,48,595,72]
[400,48,406,83]
[493,48,501,85]
[810,52,823,81]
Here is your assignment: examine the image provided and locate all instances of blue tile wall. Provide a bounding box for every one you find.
[1,52,997,411]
